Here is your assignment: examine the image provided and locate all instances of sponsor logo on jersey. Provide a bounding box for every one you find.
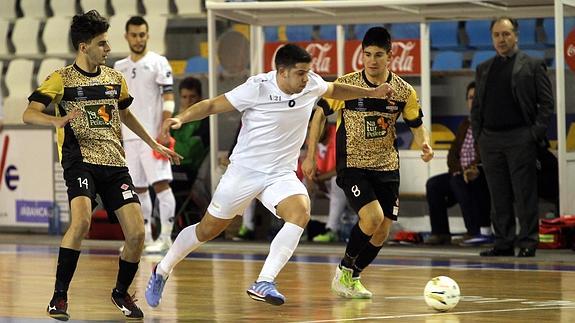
[364,115,391,139]
[85,104,114,128]
[104,85,118,98]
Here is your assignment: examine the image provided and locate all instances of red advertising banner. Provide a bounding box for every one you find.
[565,29,575,72]
[263,39,421,76]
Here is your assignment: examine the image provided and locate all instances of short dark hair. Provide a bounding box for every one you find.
[362,26,392,52]
[179,76,202,97]
[466,81,476,95]
[274,44,312,69]
[70,10,110,50]
[490,16,519,34]
[125,16,148,32]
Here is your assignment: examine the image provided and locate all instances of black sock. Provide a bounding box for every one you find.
[53,247,81,300]
[340,223,372,269]
[114,258,139,296]
[352,242,383,277]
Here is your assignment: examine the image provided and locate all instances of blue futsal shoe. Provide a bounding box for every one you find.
[145,264,168,307]
[246,281,285,305]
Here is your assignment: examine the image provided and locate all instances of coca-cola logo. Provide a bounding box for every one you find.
[269,42,335,74]
[350,41,417,73]
[565,29,575,72]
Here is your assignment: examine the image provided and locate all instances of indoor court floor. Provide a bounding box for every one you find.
[1,234,575,322]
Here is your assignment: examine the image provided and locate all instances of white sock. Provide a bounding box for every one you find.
[156,188,176,241]
[138,190,153,243]
[257,222,304,283]
[157,224,204,277]
[480,226,493,236]
[242,200,256,231]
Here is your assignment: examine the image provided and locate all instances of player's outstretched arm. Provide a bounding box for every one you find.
[120,108,183,164]
[411,125,434,162]
[23,101,80,128]
[301,108,327,181]
[161,94,235,137]
[323,82,394,101]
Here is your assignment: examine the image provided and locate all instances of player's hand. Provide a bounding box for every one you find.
[421,143,434,162]
[52,109,81,128]
[153,141,183,165]
[373,83,394,99]
[301,156,317,180]
[162,117,182,138]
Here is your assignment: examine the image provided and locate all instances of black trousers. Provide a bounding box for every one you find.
[426,170,491,236]
[478,127,539,249]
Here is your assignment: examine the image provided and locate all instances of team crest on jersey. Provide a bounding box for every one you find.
[104,85,118,98]
[364,115,390,139]
[85,104,114,128]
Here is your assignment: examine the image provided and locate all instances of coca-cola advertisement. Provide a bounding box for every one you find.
[565,29,575,72]
[263,39,421,76]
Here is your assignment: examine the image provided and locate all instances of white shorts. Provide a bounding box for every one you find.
[124,139,173,188]
[207,163,309,219]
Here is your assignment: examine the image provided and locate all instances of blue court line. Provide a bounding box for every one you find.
[3,245,575,272]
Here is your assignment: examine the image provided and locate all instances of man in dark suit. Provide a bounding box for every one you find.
[471,17,554,257]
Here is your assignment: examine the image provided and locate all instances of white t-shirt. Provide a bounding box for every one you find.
[114,51,173,140]
[225,70,328,173]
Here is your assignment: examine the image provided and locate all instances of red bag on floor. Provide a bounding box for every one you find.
[538,215,575,249]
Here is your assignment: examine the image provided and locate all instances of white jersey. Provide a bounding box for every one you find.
[114,51,173,140]
[225,70,328,173]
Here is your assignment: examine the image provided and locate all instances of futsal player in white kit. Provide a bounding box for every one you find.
[145,44,394,306]
[114,16,176,253]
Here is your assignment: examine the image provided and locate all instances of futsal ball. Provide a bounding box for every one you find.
[423,276,461,312]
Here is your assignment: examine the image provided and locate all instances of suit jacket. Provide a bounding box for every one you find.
[447,118,481,175]
[470,50,554,147]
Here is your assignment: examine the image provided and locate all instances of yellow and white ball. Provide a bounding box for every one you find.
[423,276,461,312]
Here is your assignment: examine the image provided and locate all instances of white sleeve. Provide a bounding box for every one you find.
[308,71,329,97]
[224,79,260,112]
[155,56,174,86]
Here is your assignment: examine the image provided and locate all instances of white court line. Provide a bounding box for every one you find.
[298,305,575,322]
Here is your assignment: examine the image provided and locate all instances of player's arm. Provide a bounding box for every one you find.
[120,108,182,164]
[23,101,79,127]
[301,107,327,180]
[162,94,235,137]
[158,90,175,144]
[323,82,394,101]
[404,87,433,162]
[23,71,79,127]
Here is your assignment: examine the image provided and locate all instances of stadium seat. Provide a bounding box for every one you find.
[0,19,9,56]
[264,26,278,42]
[517,18,540,49]
[523,49,545,60]
[2,96,28,125]
[80,0,108,16]
[465,20,492,49]
[431,51,463,71]
[107,15,130,57]
[49,0,78,17]
[470,50,495,70]
[285,25,313,41]
[11,17,41,55]
[145,15,167,55]
[37,58,67,86]
[319,25,336,40]
[390,23,419,39]
[354,24,379,39]
[20,0,47,18]
[43,17,73,56]
[185,56,209,74]
[110,0,139,16]
[543,17,575,46]
[5,59,34,97]
[430,21,460,49]
[0,0,17,20]
[142,0,171,16]
[174,0,203,16]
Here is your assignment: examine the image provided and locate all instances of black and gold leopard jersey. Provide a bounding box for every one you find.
[28,64,133,169]
[323,70,423,173]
